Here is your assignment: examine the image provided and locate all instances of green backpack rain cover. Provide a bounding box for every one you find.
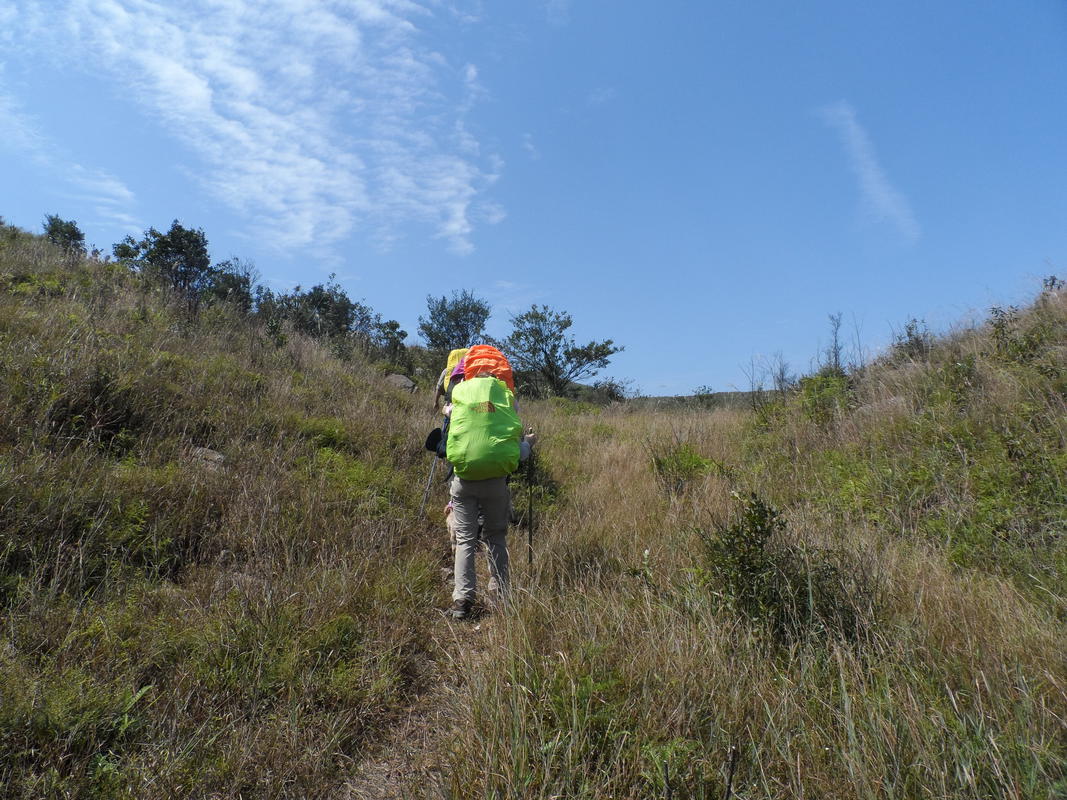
[446,376,522,480]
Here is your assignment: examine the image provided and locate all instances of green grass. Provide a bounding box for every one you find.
[0,229,443,797]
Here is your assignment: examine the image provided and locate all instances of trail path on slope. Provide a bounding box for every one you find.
[341,603,496,799]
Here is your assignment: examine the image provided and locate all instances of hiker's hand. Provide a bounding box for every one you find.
[524,431,537,447]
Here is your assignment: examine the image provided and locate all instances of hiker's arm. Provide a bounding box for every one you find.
[436,415,451,458]
[519,430,537,461]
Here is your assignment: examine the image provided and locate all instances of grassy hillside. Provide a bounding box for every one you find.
[428,285,1067,798]
[0,226,448,797]
[1,222,1064,798]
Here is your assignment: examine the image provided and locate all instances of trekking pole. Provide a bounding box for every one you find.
[527,454,535,567]
[724,744,739,800]
[418,454,438,518]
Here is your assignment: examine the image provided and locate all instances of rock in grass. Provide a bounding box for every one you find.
[189,446,226,472]
[384,373,416,393]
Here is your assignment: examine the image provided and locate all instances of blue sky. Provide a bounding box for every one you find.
[1,0,1065,395]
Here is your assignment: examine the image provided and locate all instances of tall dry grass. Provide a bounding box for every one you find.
[426,293,1067,798]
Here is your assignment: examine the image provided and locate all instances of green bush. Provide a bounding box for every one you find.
[699,493,877,643]
[44,367,144,451]
[797,369,852,424]
[988,305,1048,364]
[650,441,712,496]
[889,317,933,362]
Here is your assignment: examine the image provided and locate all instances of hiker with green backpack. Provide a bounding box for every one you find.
[427,345,535,620]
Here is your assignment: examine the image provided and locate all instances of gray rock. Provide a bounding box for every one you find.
[384,373,416,393]
[189,446,226,472]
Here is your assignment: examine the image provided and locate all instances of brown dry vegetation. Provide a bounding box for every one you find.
[1,223,1065,798]
[425,291,1067,799]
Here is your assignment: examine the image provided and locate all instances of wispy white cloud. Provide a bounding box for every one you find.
[11,0,500,255]
[0,2,15,38]
[521,133,540,160]
[546,0,570,26]
[821,101,920,242]
[0,80,140,232]
[0,88,38,154]
[486,279,546,322]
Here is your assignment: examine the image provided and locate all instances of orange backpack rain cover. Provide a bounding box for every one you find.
[462,344,515,391]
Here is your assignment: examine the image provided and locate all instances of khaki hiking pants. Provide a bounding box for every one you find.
[450,475,509,603]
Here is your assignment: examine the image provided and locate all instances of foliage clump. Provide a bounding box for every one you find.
[43,213,85,255]
[649,440,712,495]
[255,274,408,366]
[797,368,853,424]
[699,493,877,643]
[417,288,491,352]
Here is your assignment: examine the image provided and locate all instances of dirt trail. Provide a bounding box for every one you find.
[341,607,495,799]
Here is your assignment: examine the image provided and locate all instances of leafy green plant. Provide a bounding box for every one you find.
[890,317,933,362]
[798,369,852,424]
[650,441,712,495]
[699,493,877,643]
[989,304,1050,364]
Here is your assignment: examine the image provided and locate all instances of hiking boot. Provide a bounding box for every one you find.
[448,598,473,620]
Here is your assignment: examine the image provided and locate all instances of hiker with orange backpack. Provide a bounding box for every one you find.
[428,345,535,619]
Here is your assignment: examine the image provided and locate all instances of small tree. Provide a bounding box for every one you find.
[822,312,845,376]
[43,214,85,254]
[202,258,257,312]
[692,384,718,409]
[503,304,622,396]
[264,278,371,340]
[418,289,491,352]
[114,220,212,308]
[769,351,796,398]
[591,376,635,403]
[373,318,408,365]
[254,275,406,364]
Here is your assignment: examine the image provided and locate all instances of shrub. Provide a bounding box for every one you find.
[698,493,878,643]
[649,441,712,496]
[44,367,143,451]
[890,317,933,362]
[797,369,852,424]
[988,304,1053,364]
